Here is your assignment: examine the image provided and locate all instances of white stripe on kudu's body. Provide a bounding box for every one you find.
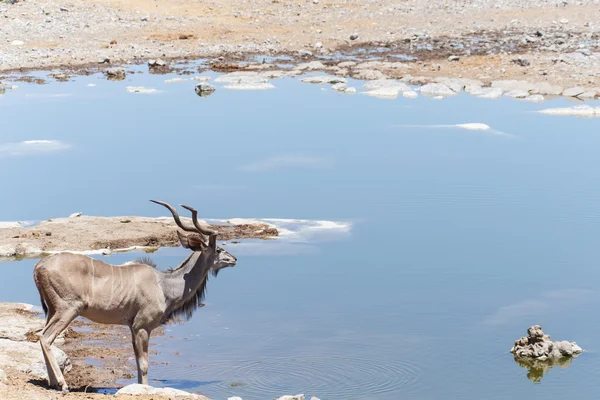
[33,200,237,392]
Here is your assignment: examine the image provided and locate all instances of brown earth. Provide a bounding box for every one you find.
[0,0,599,88]
[0,215,278,261]
[0,305,209,399]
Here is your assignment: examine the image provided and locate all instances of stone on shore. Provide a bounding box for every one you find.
[530,82,564,96]
[116,384,210,399]
[0,303,44,342]
[0,339,71,381]
[275,395,305,400]
[301,76,346,85]
[491,80,535,93]
[478,87,504,99]
[363,79,411,93]
[505,89,529,99]
[224,82,275,90]
[295,61,326,71]
[510,325,583,359]
[419,83,456,97]
[562,86,586,97]
[214,71,269,84]
[351,69,387,80]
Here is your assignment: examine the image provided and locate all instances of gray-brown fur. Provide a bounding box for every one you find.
[32,201,237,392]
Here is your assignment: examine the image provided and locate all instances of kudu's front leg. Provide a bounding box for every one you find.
[131,327,151,385]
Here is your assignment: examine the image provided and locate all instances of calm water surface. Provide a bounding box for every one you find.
[1,65,600,399]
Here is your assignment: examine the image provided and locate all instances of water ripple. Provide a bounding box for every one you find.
[161,355,423,398]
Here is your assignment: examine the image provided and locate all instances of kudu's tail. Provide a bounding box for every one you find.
[33,264,49,317]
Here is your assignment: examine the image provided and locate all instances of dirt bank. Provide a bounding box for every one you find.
[1,0,599,90]
[0,302,210,399]
[0,214,278,261]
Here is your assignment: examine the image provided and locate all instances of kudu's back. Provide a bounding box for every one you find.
[34,252,165,325]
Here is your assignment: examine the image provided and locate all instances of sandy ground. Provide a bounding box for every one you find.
[0,214,278,261]
[0,0,599,89]
[0,304,210,399]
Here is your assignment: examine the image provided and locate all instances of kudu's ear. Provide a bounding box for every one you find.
[176,231,207,250]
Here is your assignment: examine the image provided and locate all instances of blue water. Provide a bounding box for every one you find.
[1,66,600,399]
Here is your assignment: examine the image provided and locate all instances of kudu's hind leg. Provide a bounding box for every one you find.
[39,307,80,392]
[130,327,151,385]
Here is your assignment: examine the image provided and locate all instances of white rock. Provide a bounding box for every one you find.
[345,87,357,94]
[352,69,387,80]
[126,86,160,94]
[538,105,600,117]
[224,83,275,90]
[11,40,24,46]
[116,384,209,398]
[164,78,187,84]
[364,87,401,99]
[228,397,243,400]
[563,86,586,97]
[301,76,346,85]
[313,42,323,49]
[505,89,529,99]
[577,91,597,99]
[363,79,411,93]
[338,61,356,68]
[69,212,82,218]
[464,84,484,96]
[530,82,564,96]
[0,221,23,229]
[148,59,167,67]
[275,396,305,400]
[419,83,456,97]
[478,87,504,99]
[403,90,418,98]
[0,338,71,381]
[525,94,545,102]
[434,77,465,93]
[195,83,216,95]
[491,80,535,92]
[455,123,491,131]
[191,76,212,82]
[295,61,326,71]
[214,72,268,84]
[0,367,7,382]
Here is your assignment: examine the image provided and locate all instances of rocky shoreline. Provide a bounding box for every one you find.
[1,0,600,94]
[0,213,278,261]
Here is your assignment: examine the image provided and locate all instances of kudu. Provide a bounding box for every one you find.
[33,200,237,392]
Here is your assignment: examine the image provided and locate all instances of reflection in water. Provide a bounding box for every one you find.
[514,355,578,383]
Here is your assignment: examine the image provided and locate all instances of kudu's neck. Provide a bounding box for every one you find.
[161,251,212,316]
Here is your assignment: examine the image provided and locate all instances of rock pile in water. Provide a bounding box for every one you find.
[510,325,583,359]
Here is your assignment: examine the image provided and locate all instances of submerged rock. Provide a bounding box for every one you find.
[510,325,583,360]
[105,67,126,80]
[514,353,577,383]
[538,105,600,117]
[117,384,210,398]
[301,76,346,85]
[195,82,216,97]
[224,82,275,90]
